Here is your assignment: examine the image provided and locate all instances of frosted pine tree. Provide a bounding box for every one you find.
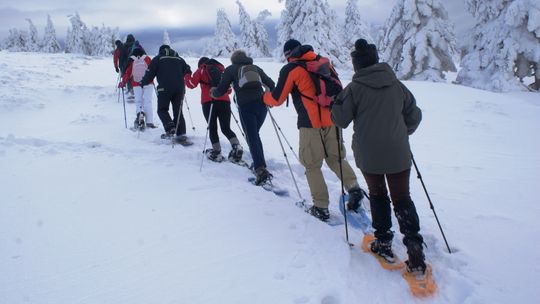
[3,28,27,52]
[25,19,40,52]
[343,0,374,50]
[163,29,171,45]
[236,1,258,55]
[65,13,87,54]
[456,0,540,91]
[275,0,348,66]
[204,9,239,57]
[380,0,457,81]
[253,10,272,57]
[42,14,61,53]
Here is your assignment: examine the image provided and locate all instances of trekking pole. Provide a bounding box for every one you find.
[268,108,303,203]
[184,95,196,131]
[121,88,127,128]
[200,102,214,172]
[336,127,352,247]
[268,110,300,163]
[411,151,452,254]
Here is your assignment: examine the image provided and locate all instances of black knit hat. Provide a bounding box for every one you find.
[351,39,379,70]
[283,39,301,57]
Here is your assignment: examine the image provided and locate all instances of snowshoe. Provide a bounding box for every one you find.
[361,234,404,270]
[146,123,157,128]
[402,263,437,297]
[205,149,225,163]
[173,135,193,146]
[307,206,330,222]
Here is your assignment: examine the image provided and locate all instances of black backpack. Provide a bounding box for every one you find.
[203,59,224,87]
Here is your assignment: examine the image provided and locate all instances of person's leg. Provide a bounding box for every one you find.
[133,86,143,115]
[299,127,329,208]
[205,102,221,151]
[171,91,186,136]
[322,125,359,190]
[387,169,425,270]
[156,88,174,132]
[362,171,393,244]
[239,103,264,170]
[217,102,238,141]
[142,85,154,124]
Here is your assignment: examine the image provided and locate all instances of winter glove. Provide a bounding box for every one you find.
[115,67,119,73]
[118,81,126,88]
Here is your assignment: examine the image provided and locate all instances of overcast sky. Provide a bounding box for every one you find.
[0,0,401,37]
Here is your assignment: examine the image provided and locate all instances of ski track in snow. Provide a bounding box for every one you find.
[1,52,539,304]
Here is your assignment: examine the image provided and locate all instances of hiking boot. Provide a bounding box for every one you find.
[254,166,272,185]
[228,144,243,162]
[369,239,396,264]
[347,186,365,212]
[134,112,145,129]
[308,206,330,222]
[205,148,225,162]
[404,241,426,275]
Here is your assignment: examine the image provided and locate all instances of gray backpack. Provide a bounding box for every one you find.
[238,65,262,90]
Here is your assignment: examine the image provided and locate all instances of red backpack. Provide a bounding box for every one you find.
[293,55,343,107]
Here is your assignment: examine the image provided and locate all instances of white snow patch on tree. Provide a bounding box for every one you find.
[236,1,271,57]
[456,0,540,92]
[204,9,239,57]
[41,14,61,53]
[163,29,171,46]
[380,0,457,81]
[343,0,374,50]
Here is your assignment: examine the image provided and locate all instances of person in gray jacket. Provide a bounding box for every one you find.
[331,39,426,275]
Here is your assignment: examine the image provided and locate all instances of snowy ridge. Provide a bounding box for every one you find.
[1,52,539,303]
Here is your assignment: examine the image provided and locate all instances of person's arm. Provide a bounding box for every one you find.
[258,67,275,91]
[185,68,201,89]
[210,66,234,98]
[400,82,422,135]
[263,64,296,107]
[113,49,120,72]
[140,57,158,86]
[119,60,133,87]
[331,84,356,129]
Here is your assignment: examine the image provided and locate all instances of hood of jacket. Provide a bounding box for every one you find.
[352,63,398,89]
[230,50,253,65]
[159,45,177,57]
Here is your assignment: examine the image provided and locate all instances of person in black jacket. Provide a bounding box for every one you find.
[210,50,275,185]
[140,45,192,145]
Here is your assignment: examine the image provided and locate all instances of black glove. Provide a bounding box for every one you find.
[115,67,119,73]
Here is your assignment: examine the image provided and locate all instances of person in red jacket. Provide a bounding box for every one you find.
[113,40,122,74]
[185,57,243,162]
[118,47,156,129]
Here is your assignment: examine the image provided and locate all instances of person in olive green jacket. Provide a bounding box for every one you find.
[331,39,426,275]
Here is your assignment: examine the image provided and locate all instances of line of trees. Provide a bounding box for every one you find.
[2,12,119,56]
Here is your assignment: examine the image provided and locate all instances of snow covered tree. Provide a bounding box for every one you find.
[380,0,457,81]
[253,10,272,57]
[3,28,27,52]
[343,0,374,50]
[25,19,40,52]
[65,13,87,54]
[275,0,349,66]
[41,14,61,53]
[236,1,271,57]
[204,9,239,57]
[456,0,540,91]
[163,29,171,45]
[85,25,117,56]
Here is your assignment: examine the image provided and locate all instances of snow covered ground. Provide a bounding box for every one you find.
[1,52,539,304]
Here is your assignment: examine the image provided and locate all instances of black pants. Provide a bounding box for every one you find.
[239,101,267,170]
[202,101,237,146]
[157,87,186,135]
[362,169,411,202]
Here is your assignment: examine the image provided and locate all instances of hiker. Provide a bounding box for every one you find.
[331,39,426,274]
[140,45,192,145]
[113,40,123,74]
[118,47,156,129]
[120,34,137,99]
[263,39,364,222]
[210,50,275,184]
[185,57,243,162]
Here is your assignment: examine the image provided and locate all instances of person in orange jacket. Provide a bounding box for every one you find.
[263,39,364,222]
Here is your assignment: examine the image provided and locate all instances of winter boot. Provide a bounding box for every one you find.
[394,199,426,274]
[134,112,145,130]
[146,123,157,128]
[308,206,330,222]
[228,144,243,162]
[174,134,193,146]
[347,186,366,212]
[254,166,272,185]
[205,148,225,162]
[370,196,394,244]
[369,238,396,264]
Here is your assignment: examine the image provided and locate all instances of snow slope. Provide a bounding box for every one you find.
[1,52,539,304]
